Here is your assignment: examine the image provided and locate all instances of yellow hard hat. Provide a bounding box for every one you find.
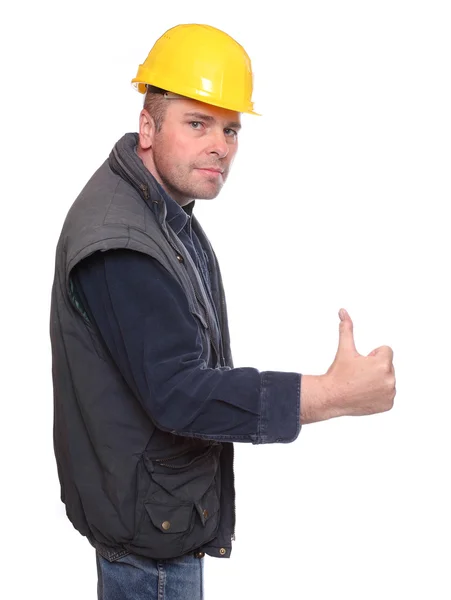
[131,24,259,115]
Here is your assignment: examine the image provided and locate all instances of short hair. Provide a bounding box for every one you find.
[143,85,169,132]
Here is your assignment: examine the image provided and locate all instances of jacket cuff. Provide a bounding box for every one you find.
[257,371,302,444]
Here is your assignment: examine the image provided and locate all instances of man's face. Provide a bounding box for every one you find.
[142,97,241,205]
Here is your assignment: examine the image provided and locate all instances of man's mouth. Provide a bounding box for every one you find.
[196,167,224,176]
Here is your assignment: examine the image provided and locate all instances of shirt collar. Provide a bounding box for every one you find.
[153,179,195,234]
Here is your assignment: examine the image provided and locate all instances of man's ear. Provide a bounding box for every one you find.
[138,109,156,150]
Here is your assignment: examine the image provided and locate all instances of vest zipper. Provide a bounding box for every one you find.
[231,444,236,542]
[155,206,222,363]
[193,284,221,362]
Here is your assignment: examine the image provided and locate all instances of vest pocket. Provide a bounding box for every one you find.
[131,442,222,559]
[145,501,193,534]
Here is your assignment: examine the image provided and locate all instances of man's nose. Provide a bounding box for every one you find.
[207,130,229,159]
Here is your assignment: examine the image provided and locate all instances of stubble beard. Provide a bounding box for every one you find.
[154,156,225,204]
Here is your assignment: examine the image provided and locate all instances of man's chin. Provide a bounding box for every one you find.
[189,183,222,200]
[191,170,225,199]
[197,192,221,200]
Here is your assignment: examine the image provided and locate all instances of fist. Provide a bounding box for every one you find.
[325,309,396,417]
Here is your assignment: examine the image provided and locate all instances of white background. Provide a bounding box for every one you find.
[1,1,451,598]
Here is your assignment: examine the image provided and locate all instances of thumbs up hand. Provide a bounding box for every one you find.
[300,309,396,424]
[324,308,396,418]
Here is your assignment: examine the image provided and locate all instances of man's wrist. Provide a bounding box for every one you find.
[300,374,342,424]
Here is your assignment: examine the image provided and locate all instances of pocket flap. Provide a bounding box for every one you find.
[145,502,193,534]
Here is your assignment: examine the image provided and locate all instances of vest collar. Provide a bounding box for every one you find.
[109,132,196,234]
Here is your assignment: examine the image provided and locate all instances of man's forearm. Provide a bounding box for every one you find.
[300,374,341,424]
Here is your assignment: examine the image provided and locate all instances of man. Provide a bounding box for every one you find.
[50,23,396,600]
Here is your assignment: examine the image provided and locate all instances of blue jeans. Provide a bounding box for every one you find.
[96,551,204,599]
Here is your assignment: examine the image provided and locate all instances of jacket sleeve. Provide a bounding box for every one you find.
[71,249,302,444]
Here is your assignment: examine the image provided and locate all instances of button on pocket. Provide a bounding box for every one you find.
[145,503,193,534]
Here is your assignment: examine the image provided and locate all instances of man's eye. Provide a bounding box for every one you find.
[224,128,238,138]
[190,121,202,129]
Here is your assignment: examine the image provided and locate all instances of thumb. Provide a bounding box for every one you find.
[337,308,358,355]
